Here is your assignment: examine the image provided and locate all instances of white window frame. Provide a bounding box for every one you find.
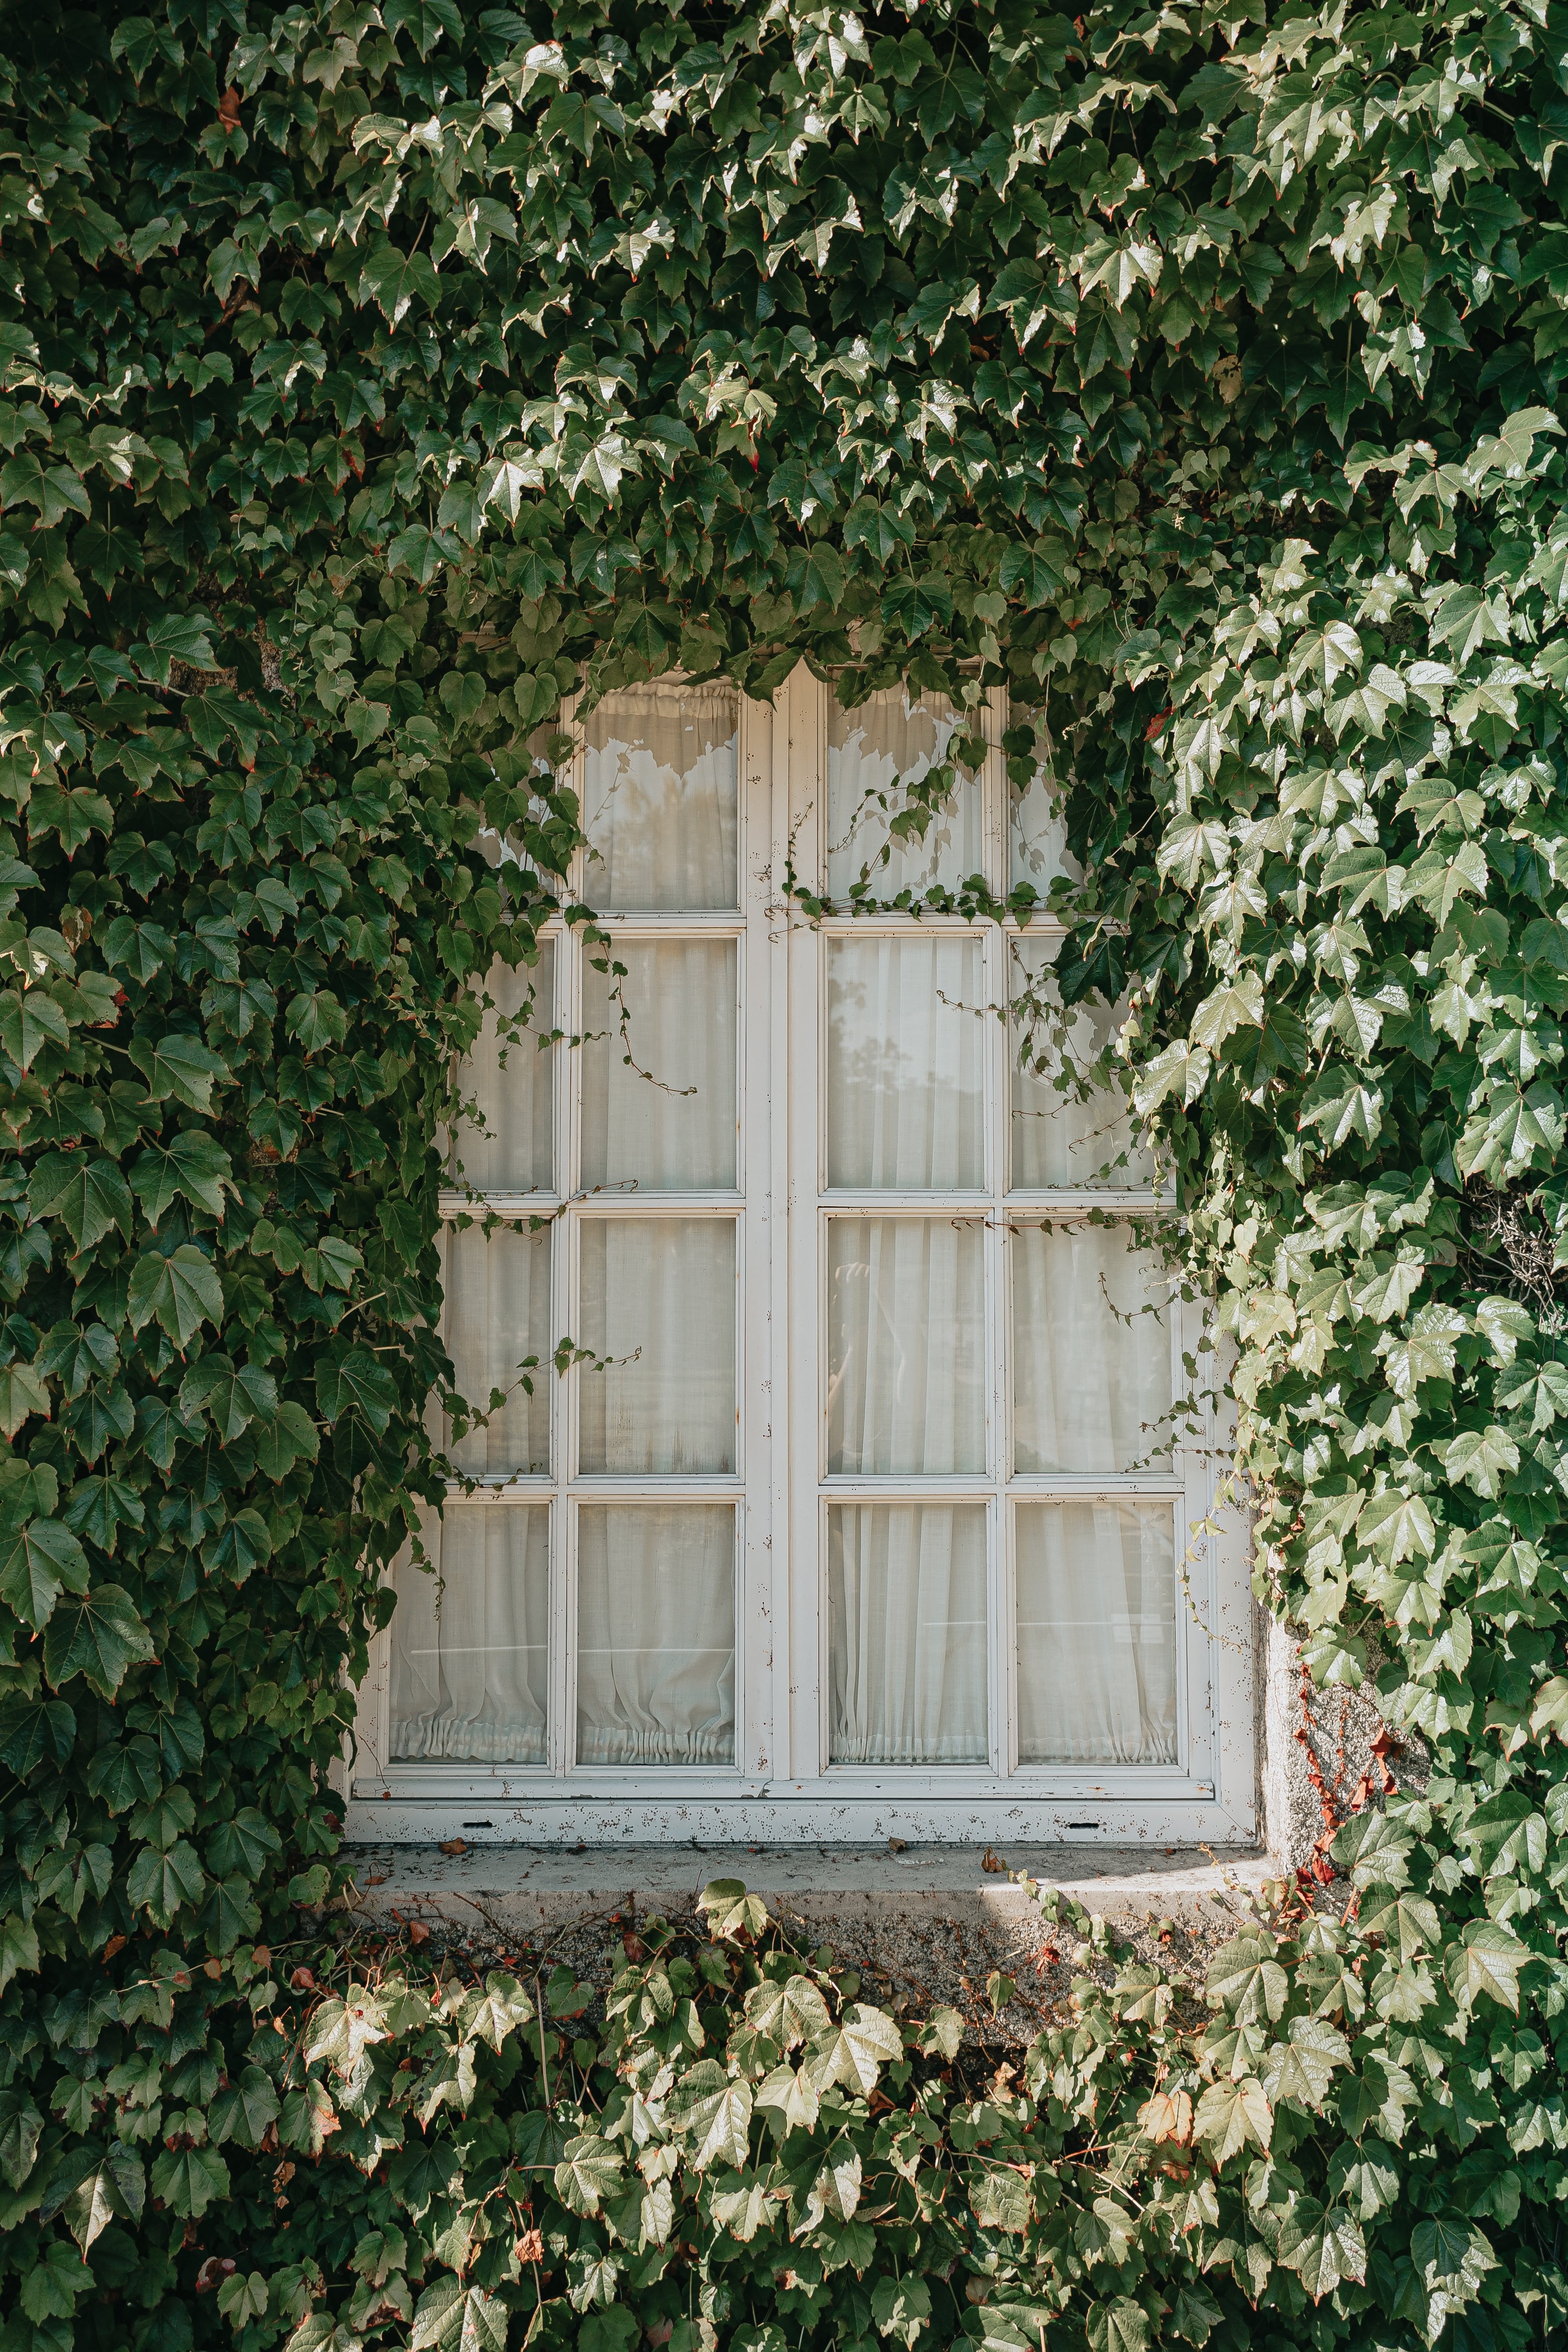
[343,670,1257,1844]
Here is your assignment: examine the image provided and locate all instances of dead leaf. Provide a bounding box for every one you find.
[1139,2089,1194,2145]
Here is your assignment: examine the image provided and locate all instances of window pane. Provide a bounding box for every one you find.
[579,1219,736,1473]
[583,683,738,910]
[1010,757,1077,895]
[1009,936,1154,1187]
[440,1225,551,1475]
[390,1505,549,1762]
[1015,1500,1177,1763]
[827,1218,984,1474]
[826,690,982,899]
[582,940,737,1190]
[829,1504,987,1763]
[826,935,983,1189]
[450,950,554,1192]
[1011,1225,1171,1474]
[576,1506,734,1763]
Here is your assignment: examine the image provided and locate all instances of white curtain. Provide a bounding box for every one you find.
[449,949,555,1192]
[827,690,982,899]
[1009,756,1079,893]
[830,1504,988,1762]
[579,1218,736,1473]
[439,1225,552,1475]
[1011,1224,1172,1474]
[390,1505,549,1763]
[827,1218,984,1473]
[1016,1501,1176,1763]
[826,935,983,1188]
[1009,936,1153,1187]
[582,684,738,910]
[582,939,737,1190]
[576,1506,735,1763]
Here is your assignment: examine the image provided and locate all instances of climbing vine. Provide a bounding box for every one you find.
[2,0,1568,2346]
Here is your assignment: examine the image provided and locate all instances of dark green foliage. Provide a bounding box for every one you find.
[2,0,1568,2345]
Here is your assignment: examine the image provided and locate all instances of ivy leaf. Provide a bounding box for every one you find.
[127,1246,224,1348]
[1205,1934,1287,2023]
[0,988,71,1072]
[126,1837,205,1927]
[1260,2018,1351,2110]
[149,2144,229,2219]
[129,1134,235,1227]
[27,1152,134,1249]
[316,1347,398,1433]
[0,1516,89,1630]
[1444,1920,1527,2014]
[205,1807,283,1879]
[1191,2078,1272,2164]
[1276,2201,1366,2300]
[553,2134,624,2216]
[42,1582,156,1697]
[968,2165,1034,2232]
[40,2143,145,2251]
[1438,1424,1519,1499]
[410,2277,509,2352]
[1084,2300,1150,2352]
[129,1032,230,1111]
[178,1356,278,1442]
[360,242,442,325]
[208,2065,282,2150]
[667,2064,753,2171]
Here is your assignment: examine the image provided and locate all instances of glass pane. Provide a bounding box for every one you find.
[576,1506,734,1763]
[826,935,983,1189]
[826,689,983,899]
[1009,936,1154,1187]
[579,1219,736,1473]
[1011,1225,1171,1474]
[390,1505,549,1763]
[1015,1500,1177,1763]
[827,1218,984,1474]
[1010,754,1078,896]
[583,683,738,910]
[582,940,737,1191]
[440,1225,551,1475]
[449,950,554,1192]
[829,1503,988,1763]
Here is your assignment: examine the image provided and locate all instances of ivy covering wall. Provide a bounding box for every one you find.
[1,0,1567,2346]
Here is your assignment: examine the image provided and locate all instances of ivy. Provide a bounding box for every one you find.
[2,0,1568,2345]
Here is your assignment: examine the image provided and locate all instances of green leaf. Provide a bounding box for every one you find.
[0,987,71,1071]
[0,2088,42,2190]
[149,2143,230,2219]
[178,1355,278,1441]
[0,1913,39,1995]
[554,2134,624,2216]
[43,1582,156,1697]
[361,241,442,325]
[208,2065,282,2150]
[129,1134,235,1227]
[1444,1920,1527,2014]
[316,1346,398,1432]
[129,1031,230,1110]
[0,1516,89,1630]
[40,2143,145,2251]
[1191,2076,1272,2164]
[1205,1933,1287,2023]
[1276,2201,1366,2300]
[666,2063,753,2170]
[126,1837,205,1927]
[1084,2300,1150,2352]
[968,2165,1034,2232]
[205,1806,283,1879]
[127,1245,224,1347]
[28,1152,135,1249]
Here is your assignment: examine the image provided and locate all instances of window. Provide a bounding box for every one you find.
[348,674,1255,1842]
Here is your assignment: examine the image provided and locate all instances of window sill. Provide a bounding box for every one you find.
[340,1837,1272,1941]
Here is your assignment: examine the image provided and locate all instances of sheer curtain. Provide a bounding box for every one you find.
[449,949,555,1192]
[576,1506,735,1763]
[827,690,982,898]
[582,940,737,1190]
[830,1504,987,1762]
[579,1218,736,1474]
[440,1225,552,1475]
[1011,1224,1172,1474]
[827,1218,984,1474]
[1009,936,1153,1187]
[826,1218,987,1762]
[1015,1501,1177,1762]
[1009,751,1079,895]
[826,936,983,1188]
[583,684,738,909]
[390,1506,549,1762]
